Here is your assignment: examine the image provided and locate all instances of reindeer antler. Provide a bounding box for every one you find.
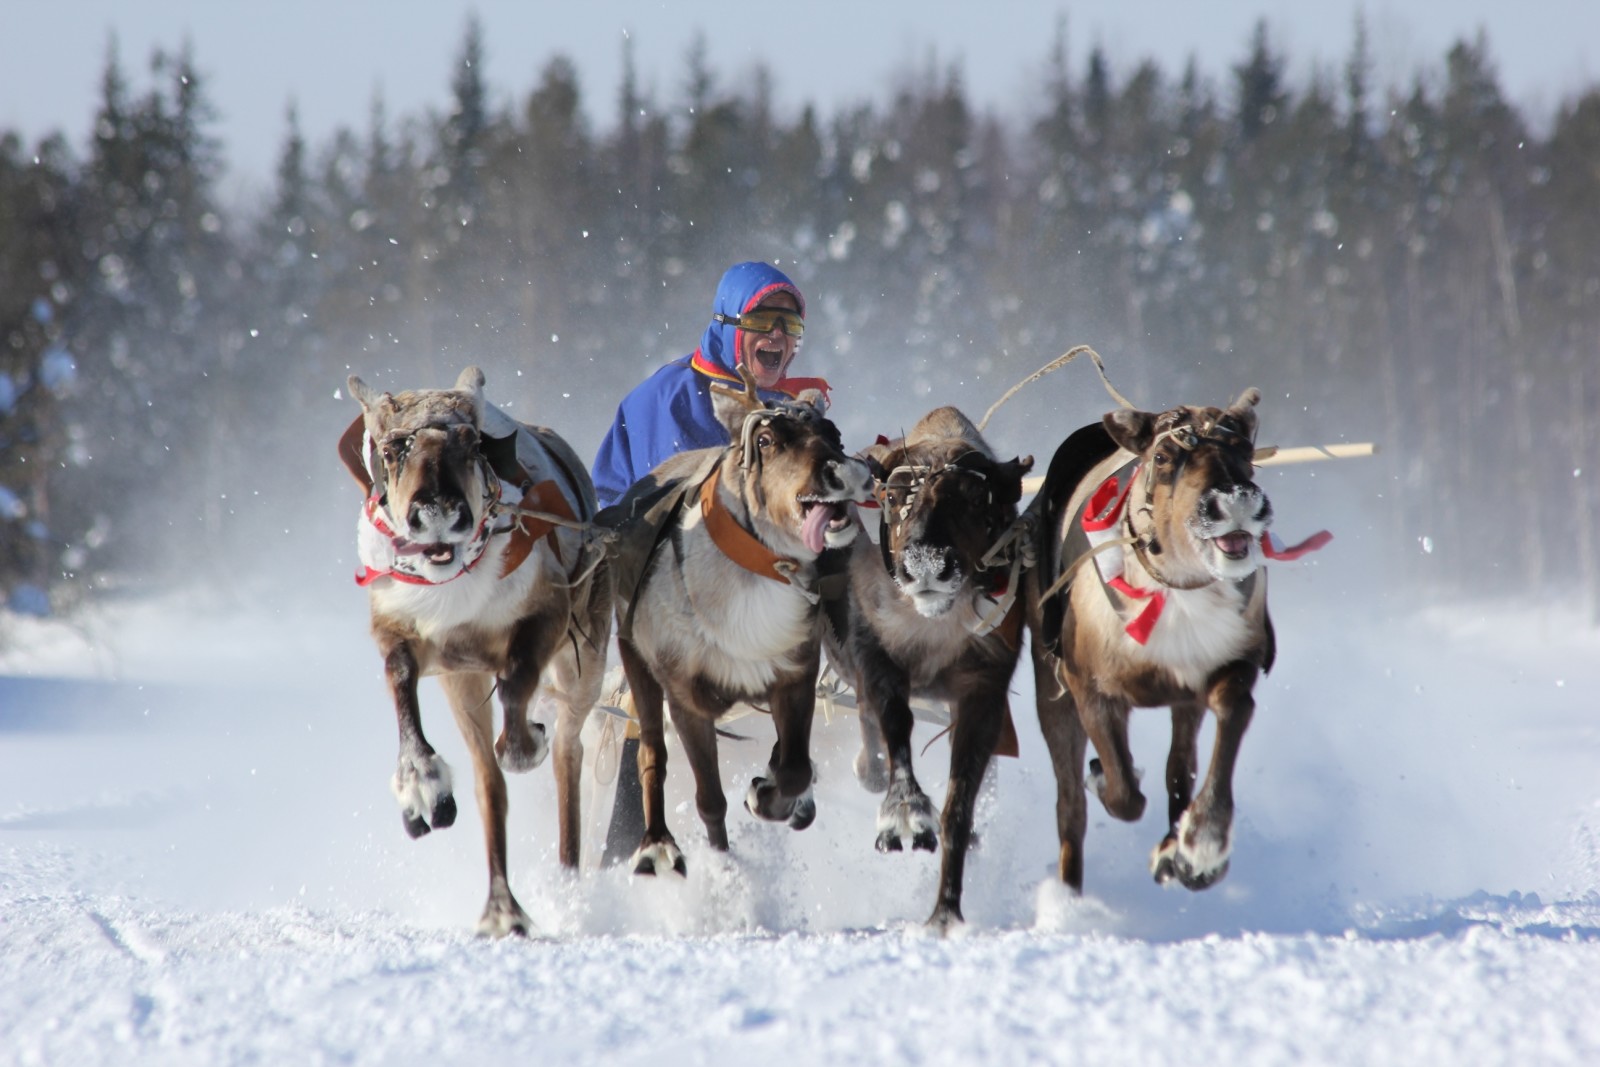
[735,361,761,400]
[709,360,765,409]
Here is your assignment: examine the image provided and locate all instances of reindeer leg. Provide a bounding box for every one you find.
[853,701,890,794]
[1151,701,1203,886]
[542,632,604,870]
[927,686,1006,934]
[619,639,682,877]
[378,634,457,837]
[1168,665,1257,890]
[1032,642,1088,891]
[667,699,729,850]
[856,646,935,853]
[1077,683,1146,822]
[494,603,567,774]
[439,671,530,937]
[747,668,820,830]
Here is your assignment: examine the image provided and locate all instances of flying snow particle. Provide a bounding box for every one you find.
[1419,536,1434,554]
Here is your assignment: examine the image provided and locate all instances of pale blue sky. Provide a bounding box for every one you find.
[5,1,1595,192]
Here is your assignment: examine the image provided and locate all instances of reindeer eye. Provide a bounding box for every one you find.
[756,430,775,451]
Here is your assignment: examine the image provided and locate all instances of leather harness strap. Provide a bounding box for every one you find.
[698,465,799,586]
[498,479,577,578]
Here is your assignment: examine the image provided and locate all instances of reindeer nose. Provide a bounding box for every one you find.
[900,544,955,584]
[1201,485,1270,528]
[407,496,469,534]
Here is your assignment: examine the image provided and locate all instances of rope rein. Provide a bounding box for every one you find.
[976,344,1136,432]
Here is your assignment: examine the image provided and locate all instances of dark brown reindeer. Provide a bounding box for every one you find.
[827,407,1033,931]
[606,367,872,877]
[341,367,611,936]
[1025,389,1286,893]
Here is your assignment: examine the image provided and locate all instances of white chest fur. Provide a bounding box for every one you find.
[1078,574,1257,693]
[633,517,817,698]
[371,534,544,642]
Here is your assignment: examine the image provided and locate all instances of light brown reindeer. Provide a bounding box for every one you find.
[1026,390,1283,892]
[342,367,611,936]
[606,367,872,877]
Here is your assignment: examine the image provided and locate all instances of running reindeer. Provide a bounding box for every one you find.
[341,367,611,936]
[827,407,1033,931]
[605,366,872,877]
[1026,388,1323,892]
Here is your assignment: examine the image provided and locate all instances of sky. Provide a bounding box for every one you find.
[4,1,1597,190]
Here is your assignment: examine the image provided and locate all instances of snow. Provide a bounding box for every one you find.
[4,533,1600,1063]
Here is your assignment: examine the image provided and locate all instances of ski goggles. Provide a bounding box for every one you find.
[713,308,806,339]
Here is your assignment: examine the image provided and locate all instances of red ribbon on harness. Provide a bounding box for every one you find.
[1107,576,1166,645]
[1261,529,1333,560]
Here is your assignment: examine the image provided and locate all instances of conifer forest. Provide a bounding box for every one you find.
[1,18,1597,617]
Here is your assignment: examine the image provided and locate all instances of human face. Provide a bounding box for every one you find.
[737,291,801,389]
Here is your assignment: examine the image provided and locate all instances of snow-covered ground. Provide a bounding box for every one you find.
[4,503,1600,1064]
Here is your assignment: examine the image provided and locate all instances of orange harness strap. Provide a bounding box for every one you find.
[498,479,577,578]
[698,466,797,586]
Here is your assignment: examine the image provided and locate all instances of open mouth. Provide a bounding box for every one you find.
[1210,531,1255,561]
[754,345,785,373]
[798,496,852,553]
[422,543,458,566]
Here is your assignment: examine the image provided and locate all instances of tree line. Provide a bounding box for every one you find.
[1,17,1596,617]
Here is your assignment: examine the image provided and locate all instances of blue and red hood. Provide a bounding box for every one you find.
[688,261,828,399]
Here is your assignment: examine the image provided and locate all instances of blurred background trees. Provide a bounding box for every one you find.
[0,18,1595,618]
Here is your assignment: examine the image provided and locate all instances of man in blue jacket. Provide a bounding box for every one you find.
[591,260,828,507]
[593,260,830,866]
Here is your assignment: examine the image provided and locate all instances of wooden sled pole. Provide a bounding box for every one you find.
[1019,441,1377,495]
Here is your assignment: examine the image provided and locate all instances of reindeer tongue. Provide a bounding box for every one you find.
[801,502,837,554]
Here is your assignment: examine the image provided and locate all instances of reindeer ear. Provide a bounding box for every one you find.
[792,387,828,414]
[1104,408,1156,454]
[348,375,380,414]
[859,436,897,468]
[991,455,1035,507]
[1227,388,1261,437]
[453,366,487,427]
[710,363,763,434]
[348,374,400,433]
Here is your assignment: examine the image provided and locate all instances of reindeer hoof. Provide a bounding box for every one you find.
[1087,758,1146,820]
[1172,856,1229,891]
[1151,835,1179,885]
[854,748,890,793]
[876,830,904,852]
[788,793,817,831]
[431,794,457,830]
[877,780,938,853]
[631,841,686,878]
[476,901,532,939]
[393,751,454,838]
[926,905,964,936]
[1153,812,1233,890]
[496,721,549,774]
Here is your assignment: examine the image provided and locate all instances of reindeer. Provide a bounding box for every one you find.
[827,407,1033,931]
[341,367,611,936]
[1026,389,1283,893]
[607,367,872,877]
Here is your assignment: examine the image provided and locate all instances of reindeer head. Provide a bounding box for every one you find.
[1103,388,1272,584]
[348,367,493,577]
[869,407,1033,618]
[709,365,873,558]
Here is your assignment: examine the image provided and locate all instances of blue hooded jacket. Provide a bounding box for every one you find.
[590,261,827,507]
